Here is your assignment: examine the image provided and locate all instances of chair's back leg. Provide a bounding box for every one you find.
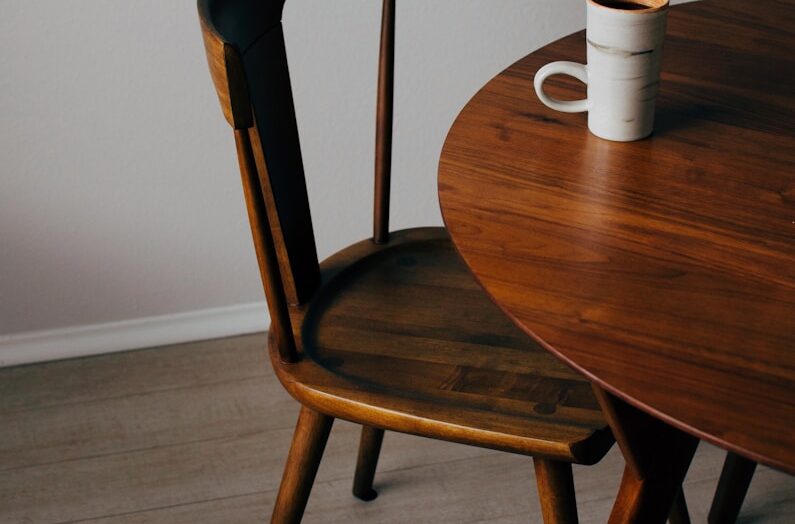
[352,426,386,501]
[373,0,396,244]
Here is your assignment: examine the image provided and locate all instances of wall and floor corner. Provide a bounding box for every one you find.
[0,1,694,367]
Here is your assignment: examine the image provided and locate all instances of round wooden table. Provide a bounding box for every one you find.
[439,0,793,520]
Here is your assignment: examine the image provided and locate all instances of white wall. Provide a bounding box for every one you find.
[0,1,690,364]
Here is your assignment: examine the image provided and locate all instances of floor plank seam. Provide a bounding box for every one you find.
[53,489,268,524]
[0,428,291,474]
[0,372,272,416]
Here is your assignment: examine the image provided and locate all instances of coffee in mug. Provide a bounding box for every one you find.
[534,0,669,142]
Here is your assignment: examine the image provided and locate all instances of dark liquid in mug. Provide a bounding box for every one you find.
[594,1,652,10]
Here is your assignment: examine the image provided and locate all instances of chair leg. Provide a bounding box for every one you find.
[533,458,579,524]
[271,406,334,524]
[668,487,690,524]
[352,426,385,501]
[707,452,757,524]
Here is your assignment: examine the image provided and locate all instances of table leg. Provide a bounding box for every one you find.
[707,452,757,524]
[668,488,691,524]
[593,386,699,524]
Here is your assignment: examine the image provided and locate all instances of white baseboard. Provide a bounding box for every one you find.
[0,303,270,368]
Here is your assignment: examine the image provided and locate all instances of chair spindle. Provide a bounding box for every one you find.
[234,128,298,362]
[373,0,396,244]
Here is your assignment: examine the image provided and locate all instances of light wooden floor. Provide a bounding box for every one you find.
[1,333,792,523]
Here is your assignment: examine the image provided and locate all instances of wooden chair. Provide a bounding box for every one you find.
[197,1,617,522]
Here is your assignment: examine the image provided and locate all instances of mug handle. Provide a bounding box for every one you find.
[534,61,589,113]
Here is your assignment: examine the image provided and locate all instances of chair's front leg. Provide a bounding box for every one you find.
[272,406,334,524]
[533,458,579,524]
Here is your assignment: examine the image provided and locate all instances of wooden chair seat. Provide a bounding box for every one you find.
[273,228,613,465]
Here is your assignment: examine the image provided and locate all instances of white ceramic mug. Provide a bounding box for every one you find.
[534,0,669,142]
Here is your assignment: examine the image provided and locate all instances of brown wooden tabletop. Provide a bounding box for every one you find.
[439,0,795,475]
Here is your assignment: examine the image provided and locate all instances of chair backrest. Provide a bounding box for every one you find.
[198,0,395,361]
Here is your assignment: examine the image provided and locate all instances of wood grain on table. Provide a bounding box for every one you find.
[439,0,795,474]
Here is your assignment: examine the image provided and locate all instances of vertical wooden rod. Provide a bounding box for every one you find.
[271,407,334,523]
[707,452,757,524]
[235,129,298,363]
[373,0,395,244]
[352,426,385,501]
[533,458,579,524]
